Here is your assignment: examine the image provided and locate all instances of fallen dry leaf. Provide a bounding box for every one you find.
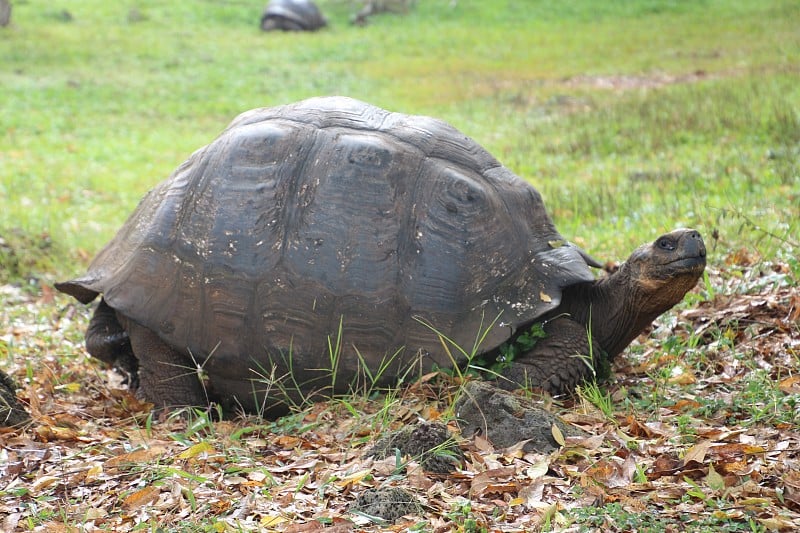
[1,263,799,531]
[471,466,516,497]
[31,474,60,493]
[122,486,161,511]
[106,446,170,468]
[779,375,800,394]
[683,439,714,465]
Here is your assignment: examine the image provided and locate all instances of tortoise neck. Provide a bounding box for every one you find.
[559,266,658,361]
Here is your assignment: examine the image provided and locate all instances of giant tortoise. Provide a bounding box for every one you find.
[260,0,327,32]
[56,96,706,416]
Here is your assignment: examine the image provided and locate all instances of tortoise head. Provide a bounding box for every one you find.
[579,228,706,361]
[623,228,706,313]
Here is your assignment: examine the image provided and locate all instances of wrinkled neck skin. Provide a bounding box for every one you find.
[553,262,668,361]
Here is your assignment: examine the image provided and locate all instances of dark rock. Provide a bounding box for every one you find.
[351,487,420,522]
[455,380,585,453]
[367,421,463,473]
[0,369,30,427]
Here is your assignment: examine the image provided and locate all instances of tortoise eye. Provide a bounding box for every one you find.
[657,237,676,251]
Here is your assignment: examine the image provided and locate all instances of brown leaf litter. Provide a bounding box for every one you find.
[0,259,798,531]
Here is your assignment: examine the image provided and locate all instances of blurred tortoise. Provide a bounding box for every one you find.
[260,0,326,32]
[0,369,29,427]
[56,96,706,415]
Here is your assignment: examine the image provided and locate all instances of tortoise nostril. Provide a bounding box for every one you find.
[685,230,707,257]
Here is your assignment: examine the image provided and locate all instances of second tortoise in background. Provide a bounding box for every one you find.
[260,0,327,31]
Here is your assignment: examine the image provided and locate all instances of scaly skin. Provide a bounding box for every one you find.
[86,299,139,387]
[119,317,209,412]
[504,229,707,395]
[499,317,599,395]
[86,302,206,411]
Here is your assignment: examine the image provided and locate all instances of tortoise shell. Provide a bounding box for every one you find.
[57,96,595,396]
[260,0,327,31]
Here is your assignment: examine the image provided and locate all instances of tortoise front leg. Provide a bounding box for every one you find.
[122,319,208,412]
[499,317,602,396]
[86,299,139,387]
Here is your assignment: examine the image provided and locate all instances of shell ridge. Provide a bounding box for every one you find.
[277,124,323,263]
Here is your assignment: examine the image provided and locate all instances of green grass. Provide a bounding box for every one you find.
[2,4,799,530]
[522,76,800,255]
[1,0,798,282]
[566,501,766,532]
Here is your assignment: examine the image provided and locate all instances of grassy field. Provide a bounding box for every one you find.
[1,0,798,278]
[1,0,799,531]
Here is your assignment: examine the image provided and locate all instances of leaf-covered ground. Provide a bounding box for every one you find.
[0,258,798,532]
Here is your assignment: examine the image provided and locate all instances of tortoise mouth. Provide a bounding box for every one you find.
[663,254,706,275]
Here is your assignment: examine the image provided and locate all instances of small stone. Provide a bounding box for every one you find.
[351,487,420,522]
[0,370,30,427]
[367,421,463,473]
[455,381,585,453]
